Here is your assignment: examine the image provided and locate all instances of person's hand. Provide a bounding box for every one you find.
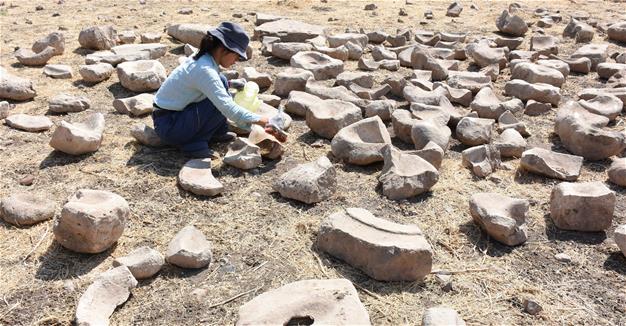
[229,78,247,90]
[255,116,269,127]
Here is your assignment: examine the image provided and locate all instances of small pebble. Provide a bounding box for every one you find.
[19,175,35,186]
[555,253,571,262]
[523,298,543,315]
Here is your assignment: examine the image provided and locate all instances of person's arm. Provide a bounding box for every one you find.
[192,65,266,126]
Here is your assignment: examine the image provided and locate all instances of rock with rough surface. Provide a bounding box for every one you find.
[43,64,73,79]
[504,79,561,106]
[78,25,118,50]
[178,159,223,196]
[422,307,466,326]
[273,156,336,204]
[496,10,528,36]
[0,193,55,226]
[550,181,615,231]
[411,119,452,150]
[15,47,56,66]
[33,32,65,55]
[379,145,439,199]
[75,266,137,326]
[242,67,273,89]
[130,123,162,147]
[461,144,501,177]
[455,117,493,146]
[608,158,626,187]
[113,93,154,116]
[318,207,433,281]
[117,60,166,92]
[615,225,626,256]
[470,193,529,246]
[494,128,526,158]
[166,225,213,269]
[520,148,583,181]
[224,138,262,170]
[578,94,623,121]
[274,68,313,97]
[49,94,90,113]
[291,51,343,80]
[608,22,626,43]
[49,112,105,155]
[166,24,211,47]
[79,63,114,83]
[237,279,371,325]
[563,18,594,43]
[306,100,362,139]
[113,246,164,279]
[5,114,52,132]
[470,87,523,119]
[511,62,565,87]
[254,19,327,42]
[0,68,37,101]
[54,189,130,253]
[284,91,320,116]
[331,116,392,165]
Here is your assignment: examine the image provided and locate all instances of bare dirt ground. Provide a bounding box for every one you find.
[1,0,625,325]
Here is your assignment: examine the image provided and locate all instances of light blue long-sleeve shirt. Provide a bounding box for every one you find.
[153,54,261,126]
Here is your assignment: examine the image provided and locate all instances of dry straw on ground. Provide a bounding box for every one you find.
[0,0,625,325]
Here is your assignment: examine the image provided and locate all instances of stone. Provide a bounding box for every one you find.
[465,41,507,69]
[54,189,130,253]
[570,43,608,70]
[554,101,626,160]
[140,32,161,43]
[551,55,591,74]
[364,100,396,121]
[75,266,137,326]
[433,83,472,107]
[318,208,432,281]
[255,13,284,26]
[494,35,524,50]
[273,68,313,97]
[43,64,72,79]
[386,34,407,47]
[0,193,55,226]
[530,35,559,56]
[113,93,154,116]
[237,279,370,325]
[78,25,118,50]
[118,30,136,44]
[178,7,192,14]
[358,58,400,71]
[224,138,262,170]
[597,63,626,79]
[392,109,418,144]
[403,84,447,105]
[411,119,452,150]
[563,18,594,43]
[305,81,365,107]
[117,60,166,92]
[578,87,626,109]
[550,181,615,231]
[422,307,466,326]
[524,100,552,115]
[270,42,312,60]
[384,75,408,96]
[520,148,583,181]
[242,67,272,89]
[284,91,320,116]
[178,159,223,197]
[523,299,543,315]
[331,116,392,165]
[5,114,52,132]
[291,51,343,80]
[615,225,626,256]
[49,112,105,155]
[555,253,572,262]
[411,46,448,81]
[509,50,539,62]
[306,100,362,139]
[366,30,388,44]
[336,71,374,88]
[327,33,368,48]
[446,1,463,17]
[111,43,168,60]
[470,193,529,246]
[248,124,284,159]
[456,117,493,146]
[79,63,114,83]
[48,94,90,113]
[273,156,336,204]
[372,46,397,61]
[84,51,128,66]
[379,145,439,199]
[537,59,570,78]
[345,41,363,60]
[409,141,445,169]
[498,111,528,137]
[470,87,523,119]
[410,102,451,126]
[349,84,391,100]
[578,94,623,121]
[166,225,212,269]
[494,128,526,158]
[184,43,198,56]
[608,158,626,187]
[15,46,56,66]
[0,101,13,119]
[608,22,626,42]
[32,31,65,55]
[166,24,211,47]
[511,62,565,87]
[130,123,162,147]
[461,144,501,177]
[254,19,326,43]
[496,10,528,36]
[113,246,164,279]
[313,44,349,61]
[0,68,36,101]
[259,94,281,107]
[504,79,561,106]
[256,103,292,131]
[446,71,491,94]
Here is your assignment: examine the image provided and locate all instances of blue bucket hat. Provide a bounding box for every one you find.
[208,22,249,61]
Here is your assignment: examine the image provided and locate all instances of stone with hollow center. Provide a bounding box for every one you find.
[470,193,529,246]
[49,112,105,155]
[379,145,439,200]
[331,116,392,165]
[178,159,223,196]
[290,51,344,80]
[306,99,362,139]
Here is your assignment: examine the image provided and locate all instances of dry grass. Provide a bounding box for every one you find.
[1,0,625,325]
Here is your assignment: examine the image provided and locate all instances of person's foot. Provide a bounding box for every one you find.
[211,131,237,143]
[184,148,216,159]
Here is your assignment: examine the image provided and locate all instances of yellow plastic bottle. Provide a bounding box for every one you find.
[234,81,262,113]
